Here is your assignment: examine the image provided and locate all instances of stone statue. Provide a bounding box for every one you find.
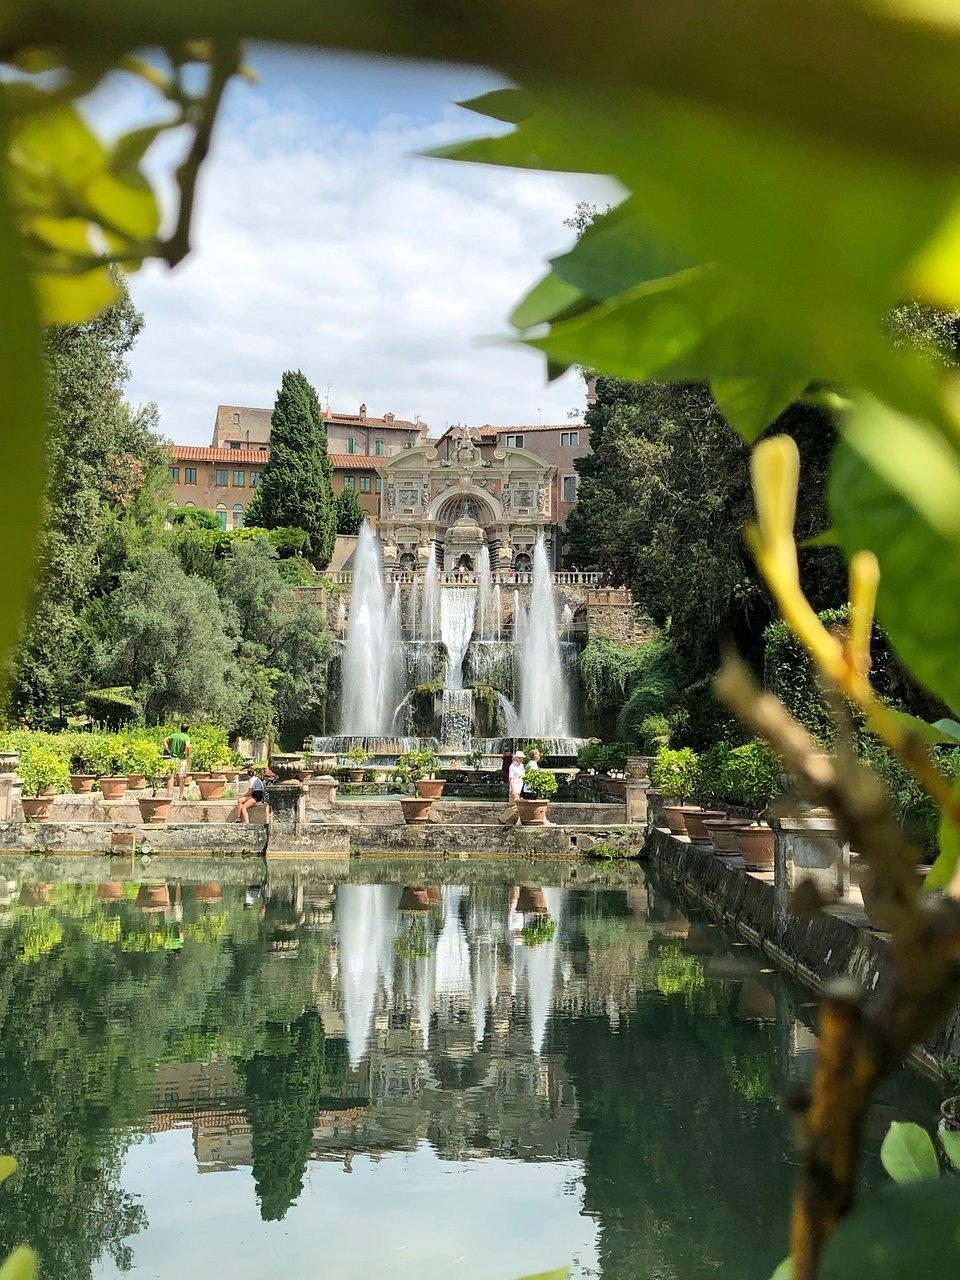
[537,485,550,516]
[451,423,482,466]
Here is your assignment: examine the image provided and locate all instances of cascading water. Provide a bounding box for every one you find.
[492,584,501,643]
[339,523,403,735]
[409,576,420,642]
[517,537,570,736]
[420,545,439,645]
[476,546,493,640]
[561,603,574,641]
[439,587,476,750]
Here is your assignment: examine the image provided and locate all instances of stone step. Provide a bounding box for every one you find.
[309,798,625,826]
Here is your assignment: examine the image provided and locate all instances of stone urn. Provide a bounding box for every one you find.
[21,796,54,822]
[680,809,726,843]
[97,882,124,902]
[398,886,431,911]
[663,804,692,834]
[70,774,95,794]
[136,883,170,912]
[197,777,226,801]
[416,778,445,800]
[736,824,775,870]
[346,769,365,783]
[99,776,127,800]
[0,751,19,774]
[137,795,172,824]
[127,774,148,791]
[400,796,434,824]
[517,797,550,825]
[517,886,548,915]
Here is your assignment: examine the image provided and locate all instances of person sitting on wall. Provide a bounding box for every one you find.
[522,748,541,797]
[232,767,268,824]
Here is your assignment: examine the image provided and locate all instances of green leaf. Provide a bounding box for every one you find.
[926,779,960,893]
[799,528,839,549]
[875,708,960,748]
[548,201,692,300]
[830,406,960,718]
[509,271,590,330]
[711,375,807,442]
[0,1156,16,1184]
[879,1121,941,1183]
[769,1261,792,1280]
[820,1176,960,1278]
[456,88,534,125]
[0,1248,36,1280]
[939,1128,960,1171]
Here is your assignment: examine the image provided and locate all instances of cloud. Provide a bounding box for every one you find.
[118,52,612,443]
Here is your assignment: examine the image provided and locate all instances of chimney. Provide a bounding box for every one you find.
[359,402,367,420]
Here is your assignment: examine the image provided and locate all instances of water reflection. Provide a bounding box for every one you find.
[0,866,942,1280]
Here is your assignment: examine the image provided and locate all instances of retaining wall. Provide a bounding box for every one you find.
[645,827,960,1071]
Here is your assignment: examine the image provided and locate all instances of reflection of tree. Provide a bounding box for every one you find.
[238,1011,348,1221]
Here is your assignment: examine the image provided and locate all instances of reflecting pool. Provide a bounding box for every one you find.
[0,861,943,1280]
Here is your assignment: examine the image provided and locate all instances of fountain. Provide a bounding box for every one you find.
[339,523,403,736]
[517,538,570,737]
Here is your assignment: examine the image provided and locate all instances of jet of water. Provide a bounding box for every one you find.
[517,537,571,736]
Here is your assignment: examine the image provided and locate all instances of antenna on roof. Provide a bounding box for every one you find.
[538,406,543,425]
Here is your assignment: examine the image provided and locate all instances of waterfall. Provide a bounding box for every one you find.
[340,523,402,735]
[517,537,570,736]
[561,603,574,641]
[419,544,438,644]
[409,575,420,642]
[477,546,493,640]
[440,588,476,690]
[337,600,347,633]
[492,583,501,643]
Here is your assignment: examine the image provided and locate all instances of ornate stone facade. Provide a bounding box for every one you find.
[377,425,557,571]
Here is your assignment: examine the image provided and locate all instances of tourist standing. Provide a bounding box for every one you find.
[500,750,526,825]
[163,722,191,800]
[501,747,512,789]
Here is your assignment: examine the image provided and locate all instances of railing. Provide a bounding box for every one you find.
[324,569,606,587]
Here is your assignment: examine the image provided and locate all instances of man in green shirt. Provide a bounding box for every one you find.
[163,722,192,800]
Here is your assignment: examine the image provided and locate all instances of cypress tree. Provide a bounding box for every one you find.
[246,370,336,566]
[334,484,365,535]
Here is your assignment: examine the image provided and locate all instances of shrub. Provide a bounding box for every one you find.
[577,742,602,772]
[394,749,439,784]
[696,740,732,805]
[719,741,780,809]
[84,686,140,729]
[587,840,636,861]
[521,916,557,947]
[651,747,700,801]
[596,741,632,775]
[19,744,71,797]
[638,714,671,755]
[673,676,748,752]
[123,738,163,779]
[344,745,371,764]
[524,768,559,800]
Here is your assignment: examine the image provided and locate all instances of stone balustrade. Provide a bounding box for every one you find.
[326,569,605,587]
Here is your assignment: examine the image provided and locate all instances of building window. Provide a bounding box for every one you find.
[215,468,227,486]
[185,467,197,485]
[373,439,384,456]
[359,476,371,492]
[562,474,578,502]
[215,505,228,530]
[233,470,244,487]
[347,436,357,454]
[375,478,382,494]
[233,504,245,528]
[505,433,525,449]
[250,470,261,487]
[561,430,580,446]
[344,476,355,489]
[229,441,242,450]
[232,411,240,424]
[169,466,180,482]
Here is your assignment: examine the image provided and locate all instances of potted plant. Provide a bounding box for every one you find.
[344,745,370,782]
[395,751,435,823]
[517,768,559,825]
[19,746,70,821]
[413,750,444,800]
[734,823,776,869]
[68,734,104,793]
[650,748,701,833]
[97,740,130,800]
[197,775,227,800]
[125,739,162,790]
[298,751,315,783]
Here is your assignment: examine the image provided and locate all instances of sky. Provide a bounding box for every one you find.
[89,46,613,445]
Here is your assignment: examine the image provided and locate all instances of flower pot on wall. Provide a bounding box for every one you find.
[70,775,95,794]
[99,776,127,800]
[703,819,750,855]
[680,809,726,843]
[21,797,54,823]
[197,778,226,801]
[735,824,775,870]
[517,797,550,825]
[127,774,148,791]
[416,778,445,800]
[136,883,170,912]
[347,770,365,783]
[97,882,124,902]
[663,804,693,834]
[194,883,222,903]
[137,796,172,825]
[400,796,434,824]
[517,886,548,915]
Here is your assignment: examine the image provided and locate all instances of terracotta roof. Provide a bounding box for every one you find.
[173,445,269,464]
[327,413,421,429]
[437,423,577,444]
[330,454,380,470]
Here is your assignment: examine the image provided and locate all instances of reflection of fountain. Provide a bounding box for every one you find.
[336,883,401,1066]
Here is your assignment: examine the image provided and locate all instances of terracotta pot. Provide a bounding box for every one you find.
[136,883,170,911]
[398,886,431,911]
[425,884,442,905]
[703,818,751,855]
[137,796,172,824]
[99,776,127,800]
[19,883,50,906]
[194,883,222,903]
[127,774,148,790]
[517,797,550,825]
[190,772,210,782]
[70,774,96,794]
[517,886,548,915]
[21,796,54,822]
[736,980,777,1022]
[298,769,314,783]
[197,778,226,800]
[400,796,433,824]
[219,769,240,782]
[96,881,124,901]
[663,804,692,834]
[735,824,775,870]
[347,769,365,783]
[680,809,726,843]
[416,777,445,800]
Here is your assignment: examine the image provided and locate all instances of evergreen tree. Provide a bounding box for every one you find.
[246,370,336,566]
[334,485,365,535]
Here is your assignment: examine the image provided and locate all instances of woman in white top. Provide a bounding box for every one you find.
[500,752,526,824]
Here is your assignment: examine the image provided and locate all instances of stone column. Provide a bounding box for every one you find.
[0,775,19,821]
[308,775,338,806]
[623,757,650,826]
[773,812,850,938]
[267,781,306,844]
